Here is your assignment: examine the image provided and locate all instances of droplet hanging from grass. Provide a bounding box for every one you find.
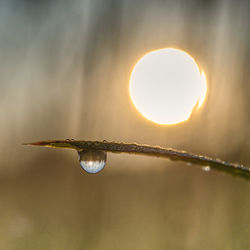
[202,166,211,172]
[78,150,107,174]
[24,140,250,179]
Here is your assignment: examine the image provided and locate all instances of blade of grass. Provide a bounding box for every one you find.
[24,140,250,180]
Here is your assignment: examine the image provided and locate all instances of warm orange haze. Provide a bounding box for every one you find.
[0,0,249,249]
[129,48,207,125]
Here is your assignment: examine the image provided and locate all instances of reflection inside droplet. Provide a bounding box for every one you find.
[78,150,107,174]
[202,166,210,172]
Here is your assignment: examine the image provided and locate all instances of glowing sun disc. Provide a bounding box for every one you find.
[129,48,207,125]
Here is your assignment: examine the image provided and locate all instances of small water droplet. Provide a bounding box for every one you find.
[202,166,210,172]
[78,150,107,174]
[66,138,74,142]
[187,162,192,166]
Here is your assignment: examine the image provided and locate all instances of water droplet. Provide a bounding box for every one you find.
[78,150,107,174]
[202,166,210,172]
[187,162,192,166]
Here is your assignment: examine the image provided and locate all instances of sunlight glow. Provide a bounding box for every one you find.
[129,48,207,125]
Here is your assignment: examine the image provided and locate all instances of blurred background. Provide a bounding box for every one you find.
[0,0,249,249]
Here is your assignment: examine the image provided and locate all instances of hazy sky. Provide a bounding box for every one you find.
[0,2,249,248]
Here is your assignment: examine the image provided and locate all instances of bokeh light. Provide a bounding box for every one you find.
[129,48,207,125]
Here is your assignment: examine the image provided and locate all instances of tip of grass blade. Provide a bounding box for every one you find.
[23,140,79,150]
[23,141,53,147]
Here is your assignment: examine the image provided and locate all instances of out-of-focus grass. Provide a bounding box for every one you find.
[0,153,249,250]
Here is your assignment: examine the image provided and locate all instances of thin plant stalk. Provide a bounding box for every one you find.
[24,140,250,180]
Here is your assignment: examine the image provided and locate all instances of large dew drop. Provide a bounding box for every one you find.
[78,150,107,174]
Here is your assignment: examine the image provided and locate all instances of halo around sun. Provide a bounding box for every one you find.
[129,48,207,125]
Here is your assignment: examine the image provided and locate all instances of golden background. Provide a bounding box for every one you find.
[0,0,249,249]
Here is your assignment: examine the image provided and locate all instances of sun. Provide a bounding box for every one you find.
[129,48,207,125]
